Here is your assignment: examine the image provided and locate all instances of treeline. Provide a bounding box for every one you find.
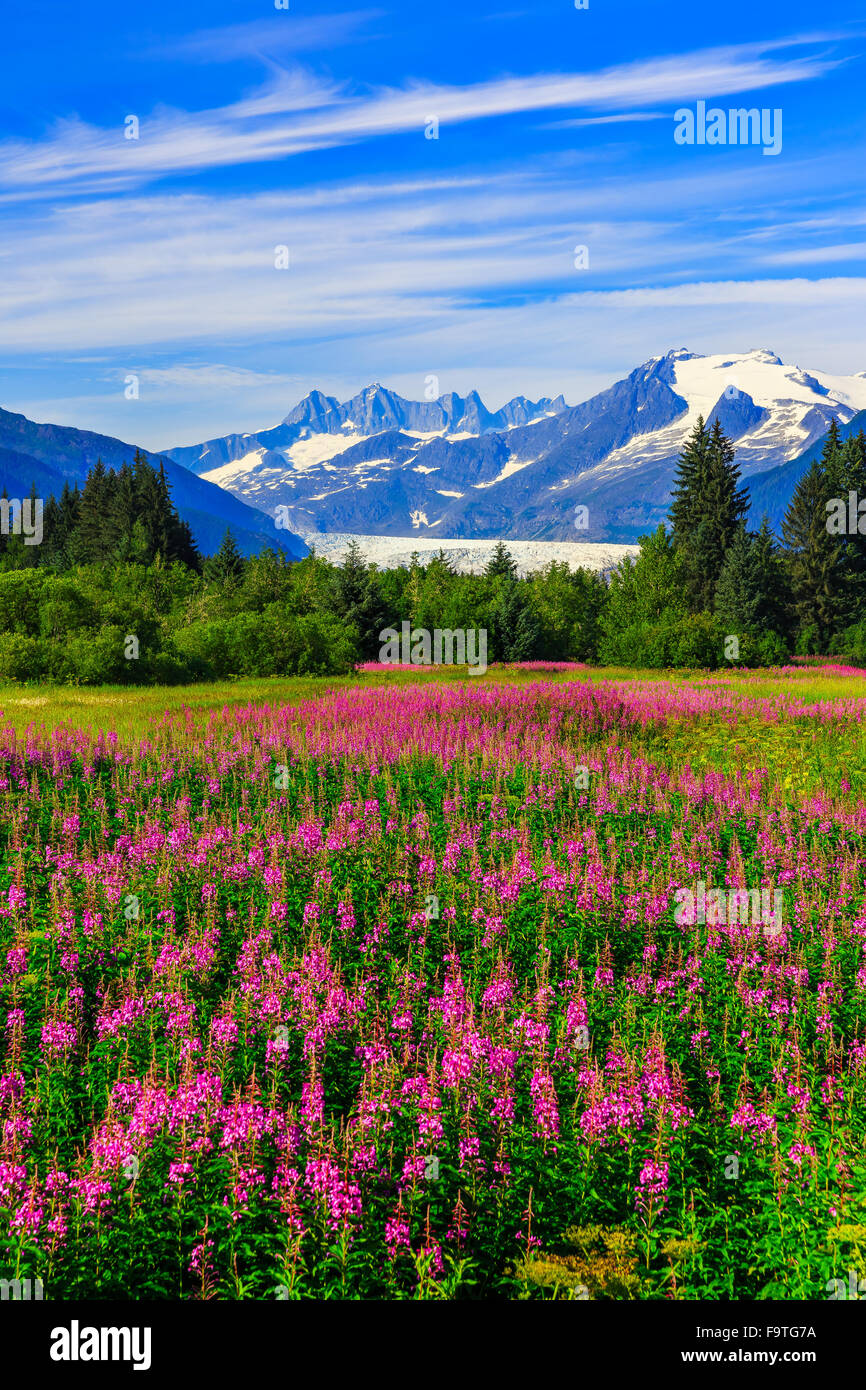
[0,525,606,683]
[1,421,865,684]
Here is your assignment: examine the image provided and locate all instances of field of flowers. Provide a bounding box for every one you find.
[2,666,866,1301]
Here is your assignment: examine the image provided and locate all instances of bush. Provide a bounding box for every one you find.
[740,630,791,667]
[0,632,49,681]
[174,607,358,678]
[599,612,724,670]
[0,570,53,636]
[828,621,866,667]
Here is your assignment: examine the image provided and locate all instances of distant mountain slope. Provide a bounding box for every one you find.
[746,409,866,530]
[0,406,307,559]
[0,446,68,500]
[164,350,866,543]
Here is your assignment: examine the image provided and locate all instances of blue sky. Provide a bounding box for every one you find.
[2,0,865,448]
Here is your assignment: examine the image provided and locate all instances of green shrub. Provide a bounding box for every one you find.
[0,632,49,680]
[0,570,53,636]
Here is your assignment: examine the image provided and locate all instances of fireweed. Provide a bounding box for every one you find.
[0,677,865,1300]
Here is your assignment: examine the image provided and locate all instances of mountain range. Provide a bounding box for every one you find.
[162,350,866,542]
[4,348,866,558]
[0,407,308,560]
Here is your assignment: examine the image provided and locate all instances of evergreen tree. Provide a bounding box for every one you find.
[669,416,711,542]
[782,460,846,646]
[484,540,518,580]
[335,539,369,613]
[490,578,540,662]
[206,529,246,588]
[170,517,202,572]
[111,463,138,550]
[134,452,173,561]
[752,516,792,636]
[41,495,62,568]
[670,416,748,611]
[44,482,81,571]
[333,540,387,658]
[404,554,424,625]
[714,523,760,631]
[71,459,111,563]
[827,425,866,622]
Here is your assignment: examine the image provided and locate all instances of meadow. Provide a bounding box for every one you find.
[1,662,866,1300]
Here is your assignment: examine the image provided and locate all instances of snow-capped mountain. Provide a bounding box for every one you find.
[164,351,866,542]
[167,384,567,477]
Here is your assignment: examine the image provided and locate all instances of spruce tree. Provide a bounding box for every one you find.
[484,540,518,580]
[108,463,139,559]
[41,495,62,569]
[71,459,111,563]
[752,516,791,636]
[170,517,202,572]
[334,540,387,658]
[491,578,540,661]
[207,529,246,587]
[669,416,711,542]
[714,523,760,631]
[669,415,748,611]
[782,460,846,646]
[133,453,173,561]
[55,482,81,570]
[830,427,866,621]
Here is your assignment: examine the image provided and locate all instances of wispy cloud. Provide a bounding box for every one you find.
[158,11,383,63]
[2,142,864,419]
[0,36,841,196]
[0,156,824,352]
[540,112,669,129]
[760,242,866,264]
[128,364,294,393]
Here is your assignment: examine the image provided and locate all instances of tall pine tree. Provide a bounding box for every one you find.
[670,415,748,611]
[782,459,846,648]
[484,540,518,580]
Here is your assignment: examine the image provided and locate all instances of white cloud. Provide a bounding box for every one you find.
[128,364,295,394]
[540,112,669,128]
[760,242,866,264]
[0,37,841,194]
[159,11,382,63]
